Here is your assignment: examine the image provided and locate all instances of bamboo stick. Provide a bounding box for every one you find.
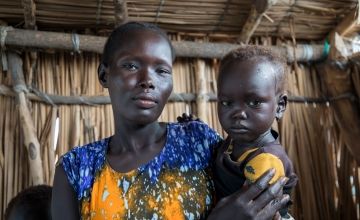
[195,59,208,124]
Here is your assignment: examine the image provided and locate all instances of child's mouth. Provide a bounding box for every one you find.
[230,126,248,133]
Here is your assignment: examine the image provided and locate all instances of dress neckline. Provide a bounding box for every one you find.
[104,123,171,174]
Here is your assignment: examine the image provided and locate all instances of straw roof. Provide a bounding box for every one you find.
[0,0,359,41]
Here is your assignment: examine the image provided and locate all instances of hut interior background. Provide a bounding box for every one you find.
[0,0,360,219]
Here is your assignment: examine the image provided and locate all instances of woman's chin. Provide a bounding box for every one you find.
[128,112,162,125]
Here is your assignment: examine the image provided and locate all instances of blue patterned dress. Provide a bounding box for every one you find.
[61,121,221,220]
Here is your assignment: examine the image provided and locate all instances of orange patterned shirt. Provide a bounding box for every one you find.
[62,122,221,220]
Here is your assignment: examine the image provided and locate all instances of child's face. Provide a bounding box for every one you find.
[217,59,284,144]
[100,29,173,124]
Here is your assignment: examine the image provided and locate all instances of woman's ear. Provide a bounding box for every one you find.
[98,63,109,88]
[275,94,287,120]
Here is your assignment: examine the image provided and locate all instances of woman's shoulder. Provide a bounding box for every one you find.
[60,137,110,200]
[61,137,110,169]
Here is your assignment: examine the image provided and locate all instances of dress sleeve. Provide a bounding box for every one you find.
[244,153,285,184]
[189,121,222,151]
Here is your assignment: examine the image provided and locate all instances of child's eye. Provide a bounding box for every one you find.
[220,101,232,106]
[122,63,138,71]
[247,100,262,107]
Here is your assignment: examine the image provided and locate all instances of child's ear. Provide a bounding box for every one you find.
[275,94,287,120]
[98,63,109,88]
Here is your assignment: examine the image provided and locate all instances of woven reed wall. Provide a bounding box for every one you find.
[0,50,359,219]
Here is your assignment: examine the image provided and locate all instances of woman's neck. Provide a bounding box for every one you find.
[109,119,165,155]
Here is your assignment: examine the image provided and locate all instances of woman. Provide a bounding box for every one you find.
[52,22,289,220]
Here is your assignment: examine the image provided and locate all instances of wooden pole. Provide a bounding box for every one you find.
[328,2,360,38]
[0,26,327,62]
[0,83,354,105]
[195,59,208,123]
[7,51,44,185]
[238,0,277,44]
[22,0,36,29]
[113,0,128,27]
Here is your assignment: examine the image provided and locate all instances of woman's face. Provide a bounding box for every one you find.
[101,29,173,124]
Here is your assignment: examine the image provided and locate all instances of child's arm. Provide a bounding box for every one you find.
[243,152,285,184]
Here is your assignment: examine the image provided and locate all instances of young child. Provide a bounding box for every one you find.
[5,185,52,220]
[213,46,298,219]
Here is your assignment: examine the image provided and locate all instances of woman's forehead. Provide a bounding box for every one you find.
[110,30,173,65]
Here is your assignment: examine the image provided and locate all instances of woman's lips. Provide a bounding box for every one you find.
[134,99,157,108]
[133,94,158,109]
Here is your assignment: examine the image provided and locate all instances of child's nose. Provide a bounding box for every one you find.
[232,109,247,120]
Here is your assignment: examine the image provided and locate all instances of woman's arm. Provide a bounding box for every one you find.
[208,169,290,220]
[51,165,80,220]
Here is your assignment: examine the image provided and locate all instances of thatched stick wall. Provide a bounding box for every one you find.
[320,62,360,164]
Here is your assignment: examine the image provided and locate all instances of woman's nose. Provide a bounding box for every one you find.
[137,68,155,90]
[138,80,154,89]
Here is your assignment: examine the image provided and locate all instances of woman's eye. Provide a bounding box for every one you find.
[248,100,261,107]
[157,68,172,75]
[122,63,138,71]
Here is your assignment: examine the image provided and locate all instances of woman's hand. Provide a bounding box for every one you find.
[208,169,290,220]
[176,113,201,123]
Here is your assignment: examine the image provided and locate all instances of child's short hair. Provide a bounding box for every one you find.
[102,21,176,65]
[219,45,287,94]
[5,185,52,220]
